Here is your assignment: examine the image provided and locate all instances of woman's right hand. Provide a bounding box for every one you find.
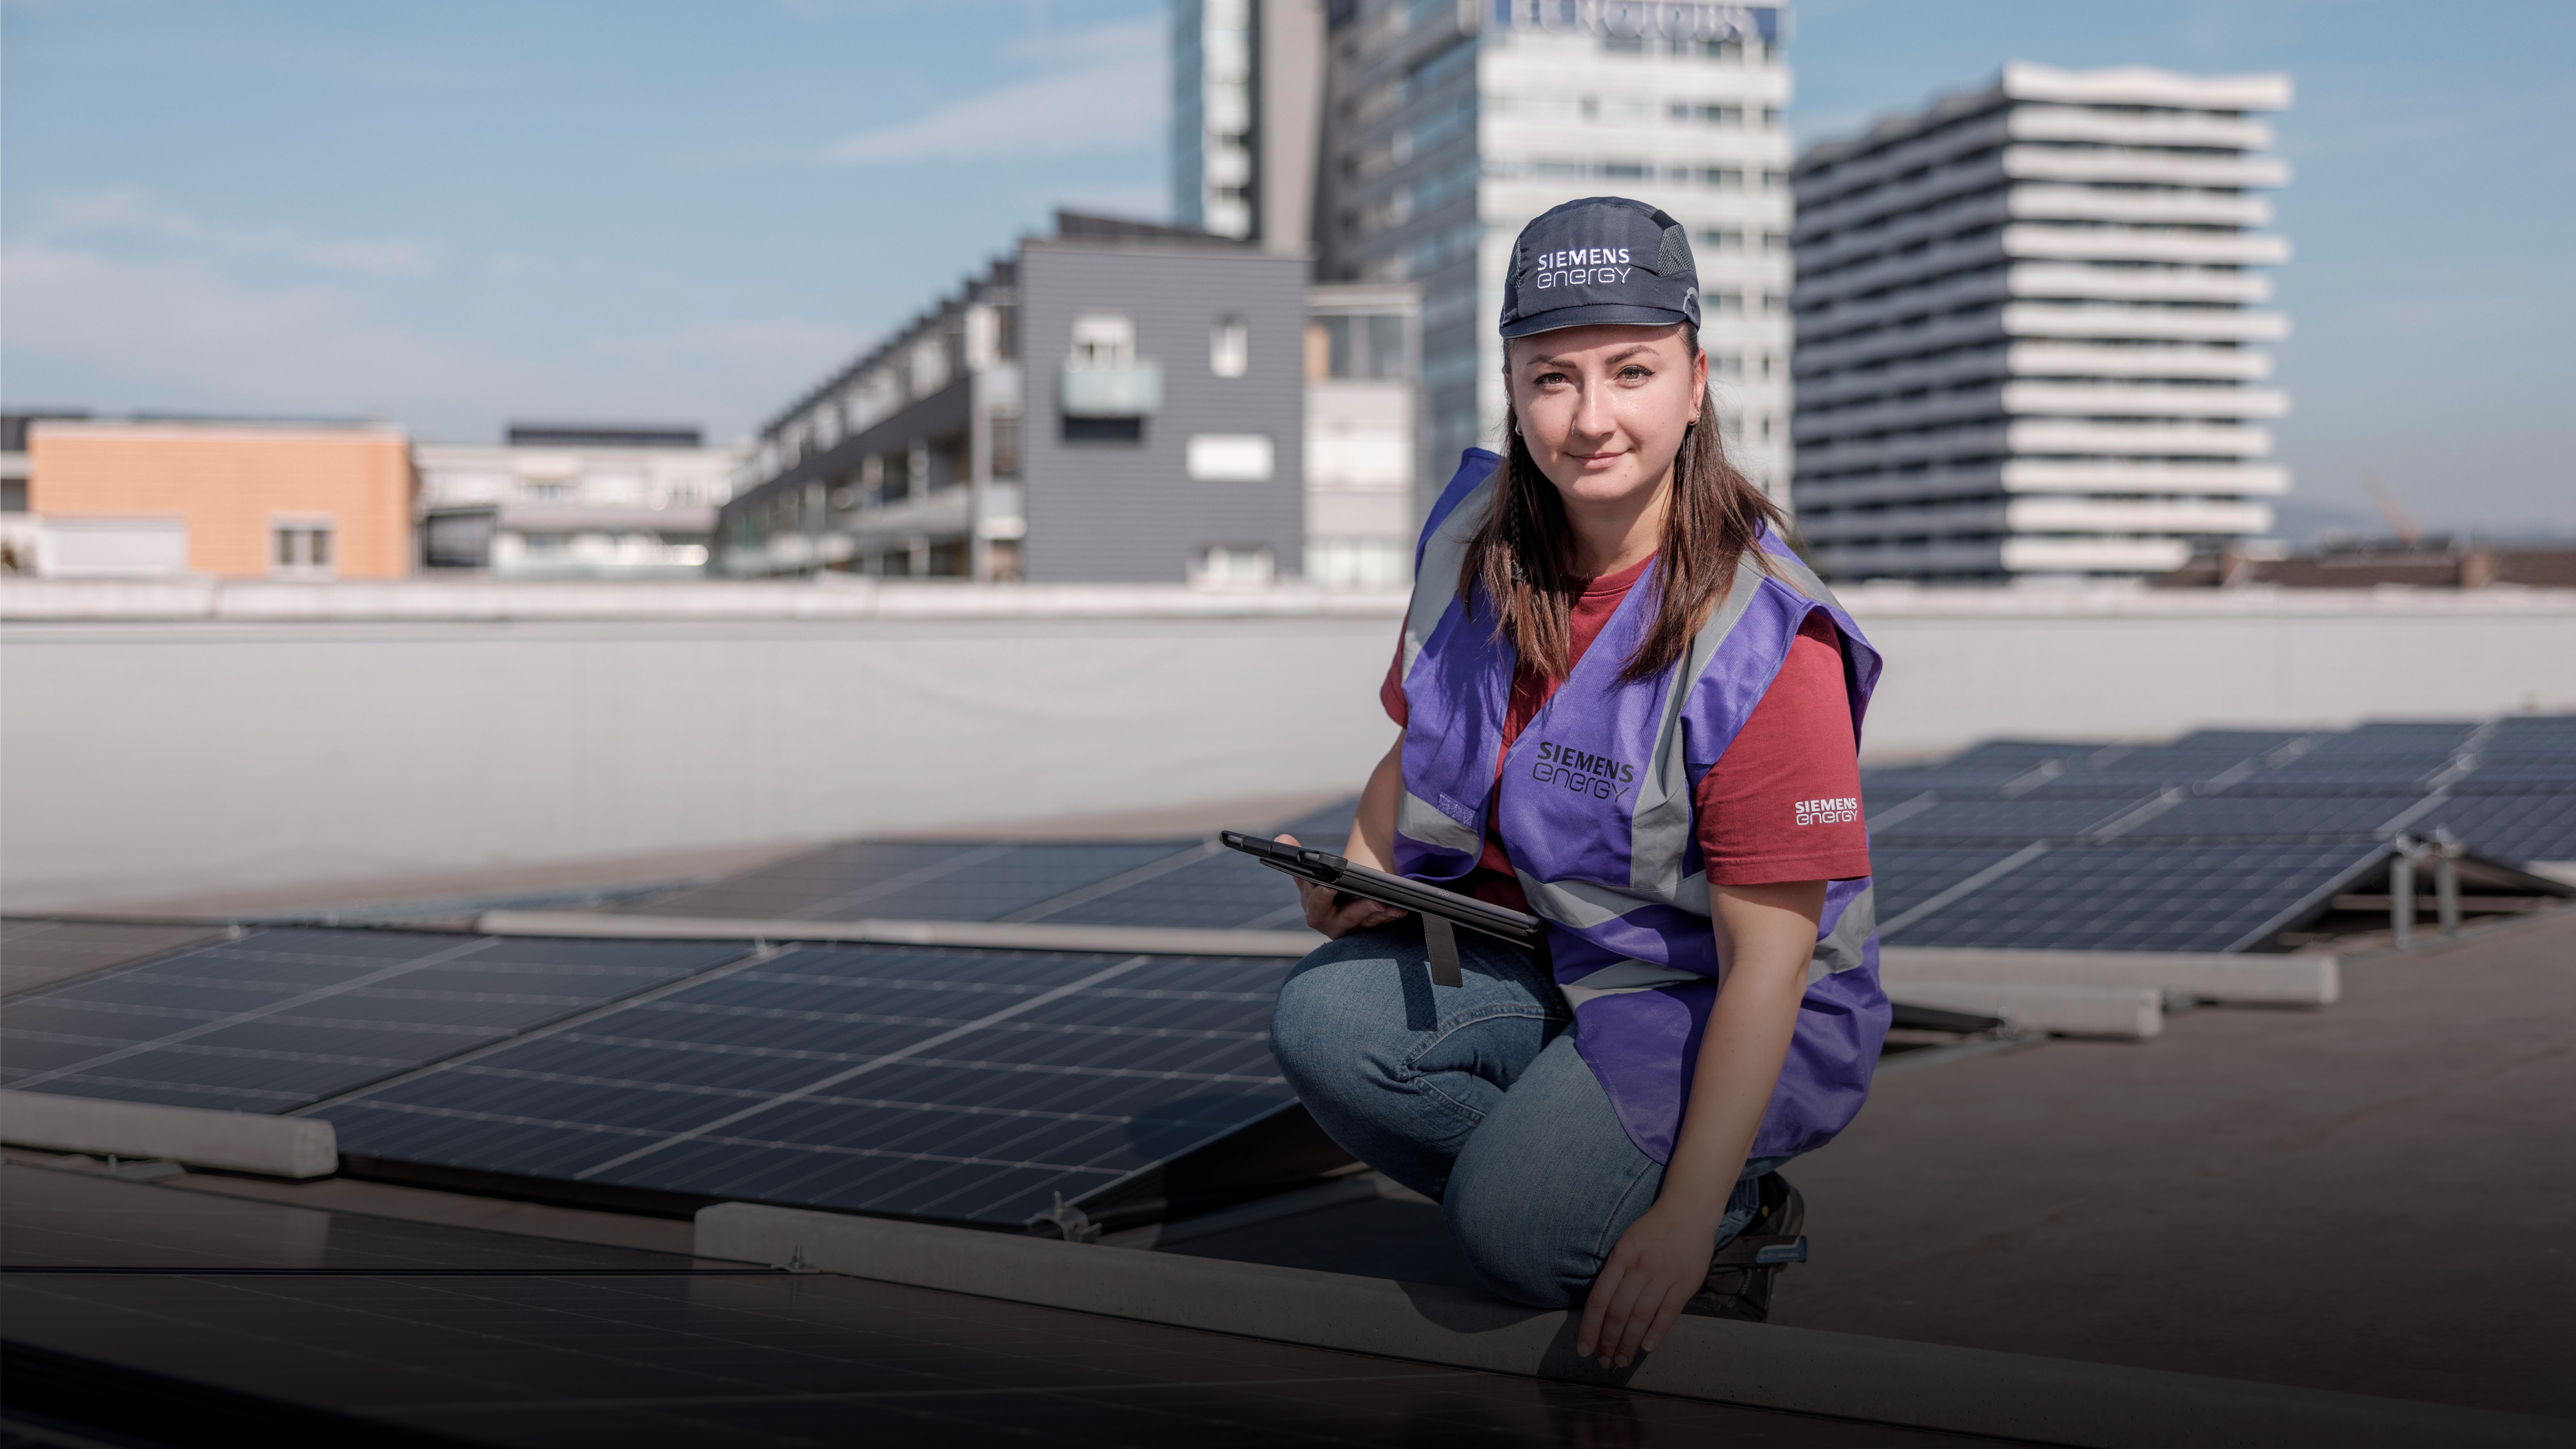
[1277,834,1409,940]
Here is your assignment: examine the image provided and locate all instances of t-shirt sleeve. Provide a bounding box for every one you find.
[1381,631,1408,726]
[1694,613,1871,886]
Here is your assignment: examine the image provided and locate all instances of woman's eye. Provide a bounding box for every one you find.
[1534,371,1570,387]
[1619,365,1653,381]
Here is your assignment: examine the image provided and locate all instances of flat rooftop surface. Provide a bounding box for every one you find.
[1774,909,2576,1419]
[1177,910,2576,1421]
[0,1164,2001,1447]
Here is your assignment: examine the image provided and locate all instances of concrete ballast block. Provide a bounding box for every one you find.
[1887,982,2164,1038]
[0,1090,336,1178]
[1881,946,2339,1006]
[692,1201,2563,1448]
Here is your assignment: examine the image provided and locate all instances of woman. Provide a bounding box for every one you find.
[1269,197,1886,1371]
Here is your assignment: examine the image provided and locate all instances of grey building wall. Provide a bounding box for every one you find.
[1021,240,1308,584]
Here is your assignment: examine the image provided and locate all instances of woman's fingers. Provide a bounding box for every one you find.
[1574,1258,1623,1358]
[1637,1283,1691,1357]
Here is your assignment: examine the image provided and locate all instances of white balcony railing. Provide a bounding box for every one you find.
[1060,363,1163,418]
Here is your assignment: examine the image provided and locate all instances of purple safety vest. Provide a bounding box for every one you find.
[1392,448,1889,1164]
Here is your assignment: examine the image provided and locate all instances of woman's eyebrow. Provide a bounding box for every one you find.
[1521,345,1657,370]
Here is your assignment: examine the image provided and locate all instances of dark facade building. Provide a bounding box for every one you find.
[719,213,1309,586]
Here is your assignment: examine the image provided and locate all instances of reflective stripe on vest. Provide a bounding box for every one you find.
[1390,448,1890,1163]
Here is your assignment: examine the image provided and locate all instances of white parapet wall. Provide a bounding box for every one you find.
[3,577,2572,912]
[0,1090,338,1177]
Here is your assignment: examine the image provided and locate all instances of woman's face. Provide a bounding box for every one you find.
[1506,323,1707,511]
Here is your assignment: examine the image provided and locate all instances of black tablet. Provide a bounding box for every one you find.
[1220,831,1544,951]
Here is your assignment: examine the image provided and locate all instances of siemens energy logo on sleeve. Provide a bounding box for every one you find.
[1795,797,1859,826]
[1533,741,1636,803]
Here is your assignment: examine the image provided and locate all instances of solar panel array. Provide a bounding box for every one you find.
[0,930,747,1113]
[310,942,1300,1228]
[1862,715,2576,948]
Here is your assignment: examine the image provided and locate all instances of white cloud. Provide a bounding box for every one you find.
[24,186,437,278]
[825,19,1164,165]
[0,240,862,440]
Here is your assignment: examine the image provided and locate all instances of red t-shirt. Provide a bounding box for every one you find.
[1381,555,1869,906]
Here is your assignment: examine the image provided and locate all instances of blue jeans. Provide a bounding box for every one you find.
[1270,919,1783,1308]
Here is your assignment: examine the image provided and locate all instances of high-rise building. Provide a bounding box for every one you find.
[1317,1,1794,514]
[1789,63,2293,583]
[1172,0,1326,251]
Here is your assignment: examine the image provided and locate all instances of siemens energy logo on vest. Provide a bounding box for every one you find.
[1531,248,1633,290]
[1796,796,1859,826]
[1533,740,1636,803]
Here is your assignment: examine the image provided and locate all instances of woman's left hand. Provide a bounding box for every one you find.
[1575,1201,1718,1368]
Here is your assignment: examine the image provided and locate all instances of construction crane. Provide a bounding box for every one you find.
[2362,474,2424,550]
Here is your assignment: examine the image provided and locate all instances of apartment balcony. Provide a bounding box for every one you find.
[2009,263,2273,306]
[2003,146,2290,190]
[2000,460,2290,495]
[2002,301,2289,344]
[2007,106,2275,152]
[1060,363,1163,418]
[2006,419,2272,457]
[2002,225,2291,267]
[1999,536,2196,574]
[2008,185,2272,229]
[2005,342,2274,381]
[2000,382,2289,419]
[2004,495,2273,535]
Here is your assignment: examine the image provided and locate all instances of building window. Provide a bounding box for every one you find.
[271,518,335,580]
[989,413,1021,479]
[1071,312,1136,370]
[1211,316,1251,378]
[1190,544,1275,586]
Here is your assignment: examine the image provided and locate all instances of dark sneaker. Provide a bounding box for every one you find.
[1681,1173,1807,1322]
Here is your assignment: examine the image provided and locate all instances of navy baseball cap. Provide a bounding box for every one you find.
[1498,197,1700,339]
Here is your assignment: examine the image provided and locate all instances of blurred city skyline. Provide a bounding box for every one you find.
[5,0,2569,536]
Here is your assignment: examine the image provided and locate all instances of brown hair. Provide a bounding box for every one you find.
[1459,328,1784,682]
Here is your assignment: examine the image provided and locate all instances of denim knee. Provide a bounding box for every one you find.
[1269,936,1401,1097]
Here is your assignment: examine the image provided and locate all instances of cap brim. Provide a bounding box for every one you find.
[1499,303,1693,339]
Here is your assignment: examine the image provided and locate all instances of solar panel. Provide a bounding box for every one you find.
[1865,845,2037,925]
[1938,739,2096,768]
[2452,763,2576,788]
[1274,796,1363,846]
[1029,848,1308,930]
[309,943,1307,1229]
[1883,843,2384,953]
[2108,794,2429,842]
[2415,794,2576,864]
[0,929,747,1113]
[2166,729,2307,753]
[627,839,1197,923]
[1868,796,2143,842]
[0,919,221,999]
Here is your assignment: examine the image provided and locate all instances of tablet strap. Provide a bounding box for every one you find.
[1422,915,1462,988]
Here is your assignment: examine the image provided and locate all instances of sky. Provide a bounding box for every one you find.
[4,0,2569,535]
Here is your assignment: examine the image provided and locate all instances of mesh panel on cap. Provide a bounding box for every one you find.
[1655,223,1693,277]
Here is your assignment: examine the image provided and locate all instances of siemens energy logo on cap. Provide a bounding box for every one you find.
[1531,247,1636,290]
